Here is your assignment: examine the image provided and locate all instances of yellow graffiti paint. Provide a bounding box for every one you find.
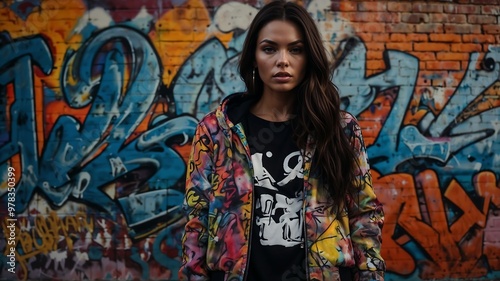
[1,211,94,281]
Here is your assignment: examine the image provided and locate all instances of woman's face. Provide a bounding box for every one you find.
[254,20,307,96]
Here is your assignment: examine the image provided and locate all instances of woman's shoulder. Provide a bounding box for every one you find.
[196,110,219,130]
[196,92,253,134]
[196,95,235,131]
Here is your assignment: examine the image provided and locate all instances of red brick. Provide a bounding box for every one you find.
[367,42,386,51]
[379,12,400,23]
[451,43,482,52]
[366,50,383,60]
[484,25,500,34]
[407,34,429,42]
[357,23,386,33]
[473,0,500,4]
[345,12,361,22]
[443,4,456,14]
[430,14,467,24]
[425,61,460,70]
[402,13,429,23]
[415,23,444,33]
[358,33,373,42]
[387,2,412,12]
[386,42,413,51]
[349,12,399,23]
[414,42,450,52]
[444,24,481,34]
[481,6,500,15]
[436,52,470,61]
[358,2,387,12]
[373,33,390,42]
[429,34,461,43]
[389,33,406,42]
[429,13,446,23]
[413,52,437,61]
[385,23,416,33]
[462,34,496,43]
[468,15,497,24]
[412,3,443,13]
[339,1,357,12]
[455,5,481,14]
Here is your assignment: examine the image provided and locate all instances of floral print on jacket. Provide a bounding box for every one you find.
[179,93,385,281]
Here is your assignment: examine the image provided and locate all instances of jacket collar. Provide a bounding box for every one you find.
[216,92,258,130]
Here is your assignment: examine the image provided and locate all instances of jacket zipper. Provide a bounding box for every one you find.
[242,176,254,281]
[234,123,254,281]
[302,147,312,281]
[302,187,310,281]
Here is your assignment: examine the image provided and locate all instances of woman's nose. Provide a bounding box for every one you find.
[276,51,289,67]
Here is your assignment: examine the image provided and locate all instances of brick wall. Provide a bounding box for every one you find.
[0,0,499,280]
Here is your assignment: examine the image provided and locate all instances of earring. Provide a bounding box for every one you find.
[252,68,255,89]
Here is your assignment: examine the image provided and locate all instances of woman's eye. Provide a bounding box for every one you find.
[290,47,303,54]
[262,47,275,53]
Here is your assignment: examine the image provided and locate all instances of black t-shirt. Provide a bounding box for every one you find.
[244,113,307,281]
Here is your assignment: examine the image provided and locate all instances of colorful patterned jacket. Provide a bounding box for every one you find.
[179,93,385,281]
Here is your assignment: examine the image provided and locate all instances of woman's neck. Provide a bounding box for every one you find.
[250,93,295,122]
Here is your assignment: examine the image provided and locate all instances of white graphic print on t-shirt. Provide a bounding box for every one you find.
[252,151,304,247]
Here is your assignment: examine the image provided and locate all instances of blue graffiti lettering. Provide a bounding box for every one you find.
[332,37,499,193]
[0,27,198,238]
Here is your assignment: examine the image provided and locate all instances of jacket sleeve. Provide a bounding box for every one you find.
[346,116,386,281]
[179,121,215,281]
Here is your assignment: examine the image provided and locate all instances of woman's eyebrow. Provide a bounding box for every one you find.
[258,39,277,45]
[258,39,304,46]
[288,40,304,46]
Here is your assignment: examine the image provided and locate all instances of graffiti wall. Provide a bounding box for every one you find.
[0,0,499,280]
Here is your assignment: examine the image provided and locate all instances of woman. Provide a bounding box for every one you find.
[179,1,385,280]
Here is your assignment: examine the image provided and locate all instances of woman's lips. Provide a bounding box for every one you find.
[273,71,291,77]
[273,72,292,82]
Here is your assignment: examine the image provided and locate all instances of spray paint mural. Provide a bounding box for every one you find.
[0,0,499,280]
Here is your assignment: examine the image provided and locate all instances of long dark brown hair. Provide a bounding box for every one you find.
[238,0,360,215]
